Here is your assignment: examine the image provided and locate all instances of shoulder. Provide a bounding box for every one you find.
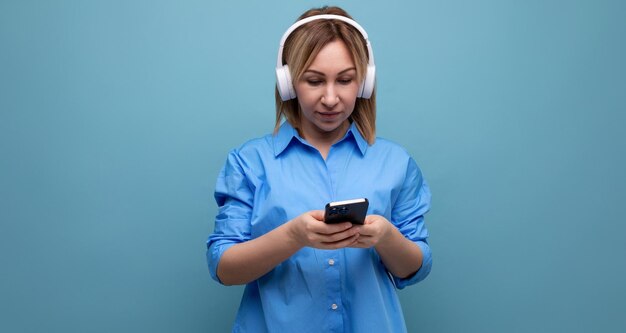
[372,136,407,150]
[222,133,275,174]
[232,134,273,157]
[369,136,412,159]
[370,136,425,177]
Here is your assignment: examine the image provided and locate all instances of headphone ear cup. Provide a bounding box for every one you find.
[358,65,376,99]
[276,65,296,101]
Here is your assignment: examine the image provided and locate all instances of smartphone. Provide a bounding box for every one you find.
[324,198,369,225]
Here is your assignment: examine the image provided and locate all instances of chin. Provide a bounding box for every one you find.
[316,121,345,133]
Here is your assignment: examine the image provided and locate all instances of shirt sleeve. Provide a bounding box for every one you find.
[206,150,254,284]
[389,157,432,289]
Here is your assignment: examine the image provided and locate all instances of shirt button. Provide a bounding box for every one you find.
[328,259,335,266]
[331,304,338,310]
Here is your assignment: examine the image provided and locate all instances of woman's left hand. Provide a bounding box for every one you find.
[350,215,393,248]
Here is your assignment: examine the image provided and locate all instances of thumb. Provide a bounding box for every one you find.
[309,210,325,221]
[363,214,377,225]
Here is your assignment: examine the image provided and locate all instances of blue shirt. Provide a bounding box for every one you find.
[207,122,432,333]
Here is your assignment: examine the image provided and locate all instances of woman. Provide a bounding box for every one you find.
[207,6,432,332]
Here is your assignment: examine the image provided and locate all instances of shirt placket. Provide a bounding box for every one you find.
[322,143,348,332]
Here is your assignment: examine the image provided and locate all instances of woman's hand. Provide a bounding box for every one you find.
[287,210,360,249]
[351,214,423,278]
[350,215,394,248]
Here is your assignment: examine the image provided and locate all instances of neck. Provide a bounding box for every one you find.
[299,121,350,159]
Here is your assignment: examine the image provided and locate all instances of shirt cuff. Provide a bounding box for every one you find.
[206,241,237,285]
[393,240,432,289]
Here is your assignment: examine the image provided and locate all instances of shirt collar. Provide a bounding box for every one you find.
[345,122,369,156]
[273,121,369,157]
[272,122,299,157]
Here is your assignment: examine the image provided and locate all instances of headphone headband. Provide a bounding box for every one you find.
[276,14,375,68]
[275,14,376,101]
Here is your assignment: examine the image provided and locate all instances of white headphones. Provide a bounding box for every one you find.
[276,14,376,101]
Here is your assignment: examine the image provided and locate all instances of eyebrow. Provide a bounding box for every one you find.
[304,67,357,76]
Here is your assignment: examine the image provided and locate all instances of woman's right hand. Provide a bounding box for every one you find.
[287,210,360,249]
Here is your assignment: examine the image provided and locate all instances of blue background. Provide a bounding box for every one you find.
[1,0,625,332]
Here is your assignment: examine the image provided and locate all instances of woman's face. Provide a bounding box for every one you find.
[294,40,360,141]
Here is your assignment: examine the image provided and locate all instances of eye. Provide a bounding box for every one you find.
[338,78,353,85]
[306,79,323,86]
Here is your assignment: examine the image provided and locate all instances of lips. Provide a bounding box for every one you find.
[318,111,341,120]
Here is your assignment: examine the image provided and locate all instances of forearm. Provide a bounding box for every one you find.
[217,222,302,285]
[375,227,423,279]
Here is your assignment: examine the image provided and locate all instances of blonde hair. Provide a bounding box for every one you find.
[274,6,377,144]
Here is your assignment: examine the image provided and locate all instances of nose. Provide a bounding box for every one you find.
[321,84,339,108]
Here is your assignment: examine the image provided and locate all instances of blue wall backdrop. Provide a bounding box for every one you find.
[1,0,625,332]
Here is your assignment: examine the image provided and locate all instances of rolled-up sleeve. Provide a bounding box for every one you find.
[390,157,432,289]
[206,150,254,284]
